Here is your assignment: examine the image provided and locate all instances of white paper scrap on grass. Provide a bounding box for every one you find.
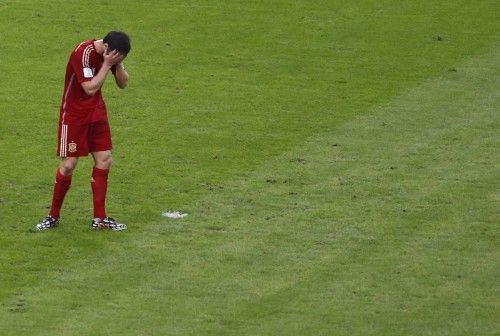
[162,211,188,219]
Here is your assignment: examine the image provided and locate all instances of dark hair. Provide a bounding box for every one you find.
[103,31,131,55]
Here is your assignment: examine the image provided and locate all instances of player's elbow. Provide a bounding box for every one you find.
[116,76,128,89]
[82,84,97,96]
[84,89,97,96]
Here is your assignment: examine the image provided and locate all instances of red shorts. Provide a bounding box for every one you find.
[57,120,112,157]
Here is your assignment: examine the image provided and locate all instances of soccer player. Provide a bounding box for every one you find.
[36,31,131,231]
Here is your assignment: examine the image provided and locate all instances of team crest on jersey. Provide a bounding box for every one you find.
[68,142,77,153]
[83,67,94,78]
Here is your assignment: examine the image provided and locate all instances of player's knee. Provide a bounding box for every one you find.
[97,154,113,169]
[104,155,113,169]
[60,158,78,175]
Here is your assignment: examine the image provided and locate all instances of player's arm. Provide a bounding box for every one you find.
[81,50,122,96]
[81,64,112,96]
[112,62,129,89]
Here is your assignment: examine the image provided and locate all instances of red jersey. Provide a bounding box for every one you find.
[60,39,108,125]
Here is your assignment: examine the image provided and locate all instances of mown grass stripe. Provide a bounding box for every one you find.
[3,46,497,336]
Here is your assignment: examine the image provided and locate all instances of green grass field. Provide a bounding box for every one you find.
[0,1,498,335]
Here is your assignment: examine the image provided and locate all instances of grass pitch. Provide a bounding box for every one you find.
[0,1,499,335]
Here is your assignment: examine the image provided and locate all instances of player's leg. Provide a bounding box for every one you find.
[90,150,126,231]
[88,121,126,231]
[90,149,112,220]
[48,156,79,218]
[36,123,89,231]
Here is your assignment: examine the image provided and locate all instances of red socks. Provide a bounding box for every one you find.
[49,169,72,218]
[91,166,109,219]
[49,166,109,219]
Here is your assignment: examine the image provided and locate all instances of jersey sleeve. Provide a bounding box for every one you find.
[70,45,95,84]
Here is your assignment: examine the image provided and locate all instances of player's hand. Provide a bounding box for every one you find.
[103,49,124,67]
